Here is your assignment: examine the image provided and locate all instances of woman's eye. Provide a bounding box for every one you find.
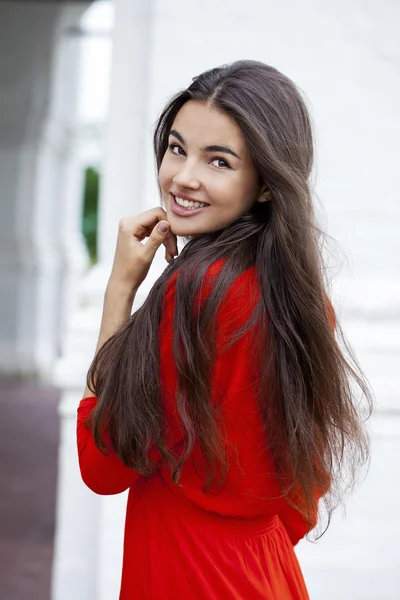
[169,143,185,156]
[211,158,230,169]
[168,144,230,169]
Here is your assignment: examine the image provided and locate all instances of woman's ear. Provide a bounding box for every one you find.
[256,185,271,203]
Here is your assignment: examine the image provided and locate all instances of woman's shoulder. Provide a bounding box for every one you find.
[165,257,260,303]
[206,258,260,304]
[160,258,262,346]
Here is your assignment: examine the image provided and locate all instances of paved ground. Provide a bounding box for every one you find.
[0,380,59,600]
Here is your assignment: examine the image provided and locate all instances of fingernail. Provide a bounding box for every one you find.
[159,222,169,233]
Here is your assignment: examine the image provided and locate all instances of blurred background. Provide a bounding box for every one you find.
[0,0,399,598]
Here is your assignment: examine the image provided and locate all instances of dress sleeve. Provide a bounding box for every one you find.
[278,500,319,546]
[76,275,179,496]
[77,396,148,495]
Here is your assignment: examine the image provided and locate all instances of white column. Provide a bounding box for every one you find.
[50,5,92,350]
[98,0,154,266]
[95,2,159,597]
[0,1,60,378]
[50,3,101,600]
[0,1,88,380]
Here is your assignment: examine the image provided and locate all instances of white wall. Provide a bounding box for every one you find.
[141,1,400,597]
[145,0,400,287]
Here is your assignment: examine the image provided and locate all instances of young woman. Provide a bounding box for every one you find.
[77,60,372,599]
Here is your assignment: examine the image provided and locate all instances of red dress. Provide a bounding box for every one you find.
[77,260,323,599]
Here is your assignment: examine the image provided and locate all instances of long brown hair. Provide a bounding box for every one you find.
[87,60,372,528]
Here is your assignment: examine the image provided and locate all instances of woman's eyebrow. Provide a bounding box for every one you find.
[169,130,241,160]
[204,144,241,160]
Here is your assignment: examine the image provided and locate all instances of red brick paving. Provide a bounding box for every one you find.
[0,380,60,600]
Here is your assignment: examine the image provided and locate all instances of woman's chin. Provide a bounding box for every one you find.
[166,217,197,238]
[172,227,199,239]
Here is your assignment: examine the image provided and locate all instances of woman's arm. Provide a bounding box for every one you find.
[77,209,178,495]
[82,281,136,400]
[77,281,141,495]
[278,502,318,546]
[77,396,145,495]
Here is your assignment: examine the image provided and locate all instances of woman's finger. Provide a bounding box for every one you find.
[141,220,171,262]
[131,207,168,238]
[163,230,178,258]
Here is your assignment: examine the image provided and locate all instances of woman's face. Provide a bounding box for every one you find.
[158,100,265,237]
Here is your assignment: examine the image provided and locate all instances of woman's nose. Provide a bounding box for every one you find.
[172,161,201,189]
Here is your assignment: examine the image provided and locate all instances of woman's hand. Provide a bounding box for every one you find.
[83,207,177,399]
[108,207,178,295]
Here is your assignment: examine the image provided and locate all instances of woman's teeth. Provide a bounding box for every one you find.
[175,196,208,210]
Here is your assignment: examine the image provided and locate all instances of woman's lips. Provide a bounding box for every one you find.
[170,194,209,217]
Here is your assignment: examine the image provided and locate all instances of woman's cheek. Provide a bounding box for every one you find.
[158,155,172,188]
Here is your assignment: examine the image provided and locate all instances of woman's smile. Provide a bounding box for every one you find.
[170,193,210,217]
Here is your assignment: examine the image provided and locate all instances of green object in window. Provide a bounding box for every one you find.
[82,166,99,266]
